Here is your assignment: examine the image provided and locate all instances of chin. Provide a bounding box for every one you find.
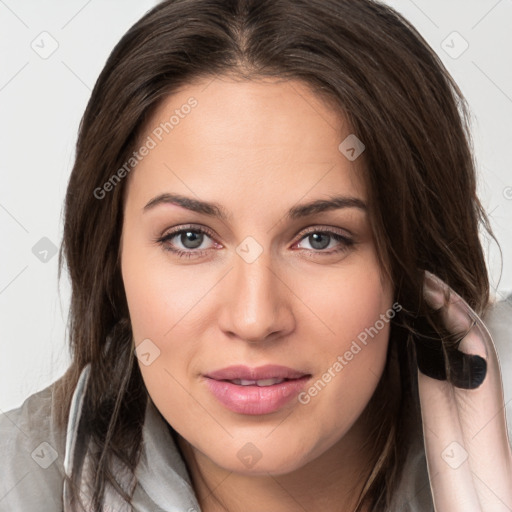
[202,436,319,477]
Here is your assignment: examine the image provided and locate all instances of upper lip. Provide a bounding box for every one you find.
[205,365,310,381]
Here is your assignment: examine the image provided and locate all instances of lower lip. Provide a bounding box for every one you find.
[204,377,310,415]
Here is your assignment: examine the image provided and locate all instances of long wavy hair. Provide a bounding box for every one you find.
[55,0,493,509]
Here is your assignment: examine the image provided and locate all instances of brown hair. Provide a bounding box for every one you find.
[56,0,492,509]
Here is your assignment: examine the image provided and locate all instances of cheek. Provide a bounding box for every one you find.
[298,257,393,353]
[122,243,208,342]
[294,259,393,423]
[121,241,211,417]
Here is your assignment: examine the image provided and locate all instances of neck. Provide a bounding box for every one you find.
[176,412,376,512]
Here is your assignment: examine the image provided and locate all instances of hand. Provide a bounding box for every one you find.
[417,271,512,511]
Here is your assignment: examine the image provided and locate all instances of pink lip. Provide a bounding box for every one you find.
[204,365,311,415]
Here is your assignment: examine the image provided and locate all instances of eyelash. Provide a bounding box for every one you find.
[155,224,354,259]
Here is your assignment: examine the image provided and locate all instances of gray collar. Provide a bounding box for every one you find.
[63,364,201,511]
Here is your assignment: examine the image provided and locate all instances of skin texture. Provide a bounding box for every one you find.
[120,76,394,512]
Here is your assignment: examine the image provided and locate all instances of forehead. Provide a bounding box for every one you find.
[126,76,367,211]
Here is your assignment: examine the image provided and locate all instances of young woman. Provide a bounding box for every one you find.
[1,0,511,511]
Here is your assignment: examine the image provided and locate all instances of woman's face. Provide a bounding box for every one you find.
[121,76,394,475]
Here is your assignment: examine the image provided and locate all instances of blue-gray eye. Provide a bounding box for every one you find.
[180,230,204,249]
[308,233,331,250]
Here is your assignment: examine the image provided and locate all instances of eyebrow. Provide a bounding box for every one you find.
[143,193,367,221]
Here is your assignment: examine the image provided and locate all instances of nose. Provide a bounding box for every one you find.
[217,249,296,344]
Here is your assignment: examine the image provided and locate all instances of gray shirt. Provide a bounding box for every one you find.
[1,301,511,511]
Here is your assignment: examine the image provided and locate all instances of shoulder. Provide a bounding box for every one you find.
[0,384,66,511]
[483,297,512,339]
[483,298,512,440]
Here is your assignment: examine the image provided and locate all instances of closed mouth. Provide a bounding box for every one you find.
[225,377,303,387]
[205,364,311,383]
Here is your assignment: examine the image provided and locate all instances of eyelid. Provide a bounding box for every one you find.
[159,224,219,242]
[291,225,354,253]
[296,224,352,238]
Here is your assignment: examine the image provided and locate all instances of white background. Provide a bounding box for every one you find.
[1,0,511,411]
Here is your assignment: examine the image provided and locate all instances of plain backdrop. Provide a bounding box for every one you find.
[1,0,511,412]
